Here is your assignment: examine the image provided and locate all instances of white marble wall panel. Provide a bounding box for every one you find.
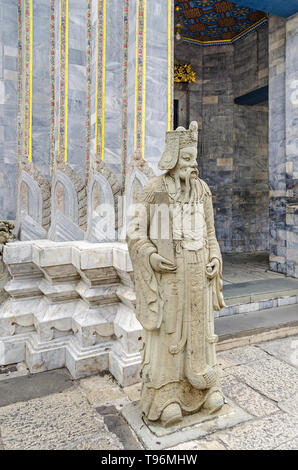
[89,0,97,170]
[144,0,168,174]
[54,0,60,160]
[32,0,51,179]
[0,0,18,219]
[67,0,86,180]
[126,0,136,164]
[104,0,123,181]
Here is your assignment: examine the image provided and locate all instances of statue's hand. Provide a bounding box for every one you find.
[150,253,177,274]
[206,258,220,279]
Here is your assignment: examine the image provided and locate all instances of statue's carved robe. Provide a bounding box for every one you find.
[127,175,225,421]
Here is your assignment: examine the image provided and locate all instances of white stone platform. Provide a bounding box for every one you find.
[0,240,142,386]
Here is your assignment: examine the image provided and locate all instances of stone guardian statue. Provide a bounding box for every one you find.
[127,122,226,427]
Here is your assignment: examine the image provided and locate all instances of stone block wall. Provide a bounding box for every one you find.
[175,24,270,253]
[268,13,298,277]
[201,45,234,252]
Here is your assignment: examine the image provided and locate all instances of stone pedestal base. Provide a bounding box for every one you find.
[122,400,251,450]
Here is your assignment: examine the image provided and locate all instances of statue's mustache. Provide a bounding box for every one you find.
[180,166,199,177]
[180,165,197,169]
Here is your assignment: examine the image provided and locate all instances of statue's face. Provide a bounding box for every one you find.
[173,146,198,181]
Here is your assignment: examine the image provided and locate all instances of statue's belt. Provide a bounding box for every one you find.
[173,239,207,253]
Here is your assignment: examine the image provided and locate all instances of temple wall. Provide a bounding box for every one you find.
[175,25,269,253]
[0,0,173,223]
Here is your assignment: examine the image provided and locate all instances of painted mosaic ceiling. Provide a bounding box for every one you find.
[175,0,268,44]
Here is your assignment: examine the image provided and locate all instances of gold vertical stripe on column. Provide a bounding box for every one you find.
[168,0,173,131]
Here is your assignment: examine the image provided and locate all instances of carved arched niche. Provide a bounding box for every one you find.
[119,153,156,241]
[17,168,50,240]
[86,162,120,242]
[48,167,86,242]
[118,167,149,242]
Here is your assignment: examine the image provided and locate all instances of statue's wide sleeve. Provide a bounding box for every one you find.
[126,183,162,330]
[203,183,226,311]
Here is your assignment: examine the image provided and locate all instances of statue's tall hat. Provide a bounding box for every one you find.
[158,121,198,171]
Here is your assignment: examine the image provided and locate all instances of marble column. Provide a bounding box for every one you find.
[126,0,137,165]
[31,0,51,179]
[104,0,123,181]
[126,0,173,174]
[67,0,87,181]
[144,0,172,174]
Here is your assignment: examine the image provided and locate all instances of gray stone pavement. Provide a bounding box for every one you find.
[0,335,297,450]
[222,252,286,284]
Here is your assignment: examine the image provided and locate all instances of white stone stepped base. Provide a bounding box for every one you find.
[0,329,142,382]
[109,344,141,387]
[0,333,30,366]
[0,240,142,386]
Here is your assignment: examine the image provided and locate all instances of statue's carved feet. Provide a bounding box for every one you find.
[203,391,225,415]
[160,403,183,427]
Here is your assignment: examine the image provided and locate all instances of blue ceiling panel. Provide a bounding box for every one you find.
[232,1,298,18]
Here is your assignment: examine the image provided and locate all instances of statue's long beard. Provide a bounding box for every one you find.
[171,167,198,202]
[182,168,198,202]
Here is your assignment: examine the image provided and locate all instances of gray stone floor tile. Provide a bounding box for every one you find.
[257,336,298,368]
[227,356,298,402]
[0,388,104,450]
[207,412,298,450]
[221,374,279,417]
